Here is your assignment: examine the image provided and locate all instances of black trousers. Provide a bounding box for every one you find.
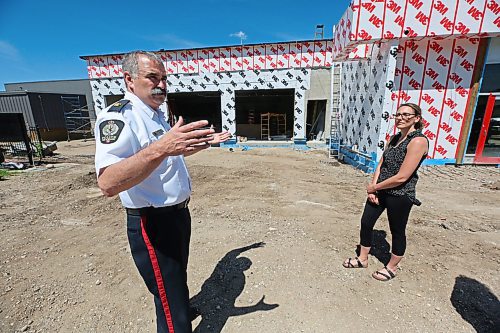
[359,193,413,257]
[127,207,192,333]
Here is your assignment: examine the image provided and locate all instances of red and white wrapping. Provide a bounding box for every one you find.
[325,41,334,66]
[387,36,481,159]
[208,48,220,73]
[198,49,211,74]
[433,37,480,158]
[300,41,314,68]
[165,52,178,74]
[427,0,459,38]
[313,40,327,66]
[157,52,168,72]
[383,0,407,39]
[86,59,93,78]
[289,42,302,68]
[230,46,243,71]
[356,0,385,41]
[176,51,189,74]
[277,43,290,69]
[186,49,198,74]
[414,38,452,151]
[333,3,362,61]
[397,40,428,105]
[348,43,372,59]
[108,54,123,77]
[411,0,434,38]
[421,38,454,157]
[482,0,500,36]
[242,46,254,70]
[350,1,360,42]
[265,44,278,69]
[455,0,486,37]
[219,47,231,72]
[88,56,109,78]
[253,44,266,70]
[333,0,500,61]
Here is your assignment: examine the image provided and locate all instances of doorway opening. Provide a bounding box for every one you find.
[306,100,326,140]
[466,63,500,162]
[235,89,294,141]
[470,94,500,162]
[167,92,222,132]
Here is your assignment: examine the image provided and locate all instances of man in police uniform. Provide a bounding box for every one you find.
[94,51,230,333]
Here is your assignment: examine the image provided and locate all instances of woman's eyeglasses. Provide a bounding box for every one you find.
[392,113,416,119]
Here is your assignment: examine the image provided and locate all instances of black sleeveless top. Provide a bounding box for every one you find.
[377,130,428,206]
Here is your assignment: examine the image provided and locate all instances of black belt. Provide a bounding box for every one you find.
[126,198,190,216]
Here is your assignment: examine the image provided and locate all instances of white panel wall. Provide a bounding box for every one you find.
[90,68,311,140]
[340,42,394,154]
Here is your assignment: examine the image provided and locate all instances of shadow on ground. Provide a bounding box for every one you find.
[451,275,500,333]
[190,242,279,333]
[356,229,391,265]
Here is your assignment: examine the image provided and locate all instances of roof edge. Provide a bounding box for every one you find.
[4,78,90,85]
[79,38,333,60]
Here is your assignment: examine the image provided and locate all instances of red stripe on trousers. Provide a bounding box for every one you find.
[140,216,175,333]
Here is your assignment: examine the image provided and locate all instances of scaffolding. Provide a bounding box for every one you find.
[61,96,93,141]
[261,113,286,140]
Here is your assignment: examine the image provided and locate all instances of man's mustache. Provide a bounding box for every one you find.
[152,88,167,95]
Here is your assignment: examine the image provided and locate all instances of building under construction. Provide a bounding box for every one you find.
[331,0,499,170]
[80,34,337,147]
[80,0,499,170]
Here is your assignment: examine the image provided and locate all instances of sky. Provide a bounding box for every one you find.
[0,0,351,90]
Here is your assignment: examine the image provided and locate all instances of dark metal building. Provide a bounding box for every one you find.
[4,79,95,121]
[0,91,88,141]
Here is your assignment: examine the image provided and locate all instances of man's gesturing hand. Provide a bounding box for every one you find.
[208,131,232,145]
[158,116,215,156]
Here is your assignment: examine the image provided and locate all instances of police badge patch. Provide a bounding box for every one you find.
[99,120,125,144]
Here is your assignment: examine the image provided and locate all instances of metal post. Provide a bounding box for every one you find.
[18,115,34,166]
[34,125,44,158]
[38,95,50,130]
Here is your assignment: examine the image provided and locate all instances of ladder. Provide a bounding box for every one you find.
[261,113,287,140]
[314,25,324,40]
[329,63,341,159]
[276,114,286,137]
[261,113,269,140]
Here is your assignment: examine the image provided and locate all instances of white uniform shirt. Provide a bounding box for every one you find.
[94,91,192,208]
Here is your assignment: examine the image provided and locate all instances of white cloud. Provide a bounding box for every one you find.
[0,40,19,60]
[230,31,247,41]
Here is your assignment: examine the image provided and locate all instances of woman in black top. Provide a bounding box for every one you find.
[342,103,428,281]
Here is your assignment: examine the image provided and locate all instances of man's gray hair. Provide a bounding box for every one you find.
[122,51,164,79]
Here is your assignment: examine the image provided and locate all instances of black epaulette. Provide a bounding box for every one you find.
[107,99,130,112]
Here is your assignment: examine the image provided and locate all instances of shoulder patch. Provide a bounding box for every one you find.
[107,99,130,113]
[99,120,125,144]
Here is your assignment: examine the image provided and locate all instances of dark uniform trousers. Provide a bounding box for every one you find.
[126,204,192,333]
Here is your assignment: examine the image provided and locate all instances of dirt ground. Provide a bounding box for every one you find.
[0,139,499,333]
